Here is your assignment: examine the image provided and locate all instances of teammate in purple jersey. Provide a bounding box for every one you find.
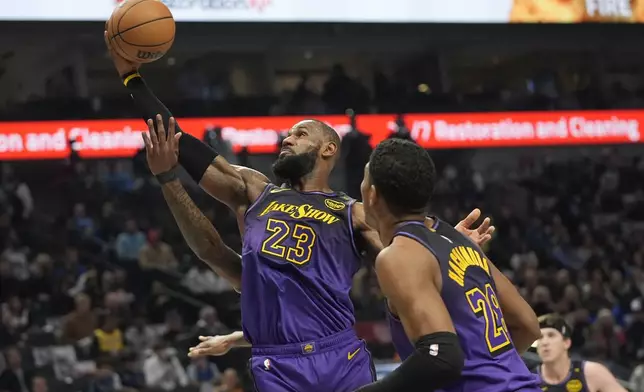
[110,35,494,391]
[354,138,542,392]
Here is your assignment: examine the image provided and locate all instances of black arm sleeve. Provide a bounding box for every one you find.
[355,332,464,392]
[125,74,217,182]
[125,75,178,133]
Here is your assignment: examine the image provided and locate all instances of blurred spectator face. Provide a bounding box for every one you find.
[73,203,86,217]
[75,294,91,312]
[31,376,48,392]
[193,356,208,368]
[125,219,137,233]
[148,229,161,246]
[596,309,614,329]
[556,269,570,287]
[222,368,240,388]
[200,306,217,325]
[8,296,22,313]
[103,316,118,333]
[537,328,570,364]
[0,260,10,277]
[102,202,114,217]
[563,284,579,303]
[5,347,21,368]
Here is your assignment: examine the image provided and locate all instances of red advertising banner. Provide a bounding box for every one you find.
[0,110,641,160]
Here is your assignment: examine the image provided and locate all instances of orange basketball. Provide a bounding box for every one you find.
[107,0,175,64]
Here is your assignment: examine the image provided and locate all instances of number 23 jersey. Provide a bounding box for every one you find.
[241,184,362,346]
[387,219,540,392]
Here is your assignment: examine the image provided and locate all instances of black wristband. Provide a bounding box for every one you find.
[178,133,218,183]
[155,168,178,184]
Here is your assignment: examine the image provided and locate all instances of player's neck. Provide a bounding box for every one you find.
[541,356,571,384]
[290,170,332,193]
[378,213,426,246]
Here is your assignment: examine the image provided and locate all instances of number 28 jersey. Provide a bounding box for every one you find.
[387,219,540,392]
[241,184,362,346]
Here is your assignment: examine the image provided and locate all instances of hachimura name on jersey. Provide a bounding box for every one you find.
[387,220,540,392]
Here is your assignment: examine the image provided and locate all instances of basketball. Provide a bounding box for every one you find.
[107,0,175,64]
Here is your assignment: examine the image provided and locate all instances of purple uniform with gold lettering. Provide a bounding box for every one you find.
[387,218,541,392]
[242,184,375,392]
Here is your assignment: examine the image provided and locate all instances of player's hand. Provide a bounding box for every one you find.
[142,114,182,175]
[454,208,495,247]
[103,29,140,77]
[188,335,234,357]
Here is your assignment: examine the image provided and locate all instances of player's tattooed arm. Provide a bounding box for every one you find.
[489,261,540,353]
[585,361,628,392]
[161,179,242,290]
[199,163,270,212]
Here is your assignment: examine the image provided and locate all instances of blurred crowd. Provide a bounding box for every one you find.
[0,121,642,391]
[5,60,644,121]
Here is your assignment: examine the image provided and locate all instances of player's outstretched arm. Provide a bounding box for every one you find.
[355,240,464,392]
[187,332,251,358]
[142,115,242,290]
[490,262,540,353]
[352,205,495,264]
[585,362,628,392]
[104,31,269,211]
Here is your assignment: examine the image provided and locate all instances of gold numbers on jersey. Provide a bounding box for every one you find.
[465,283,514,356]
[260,218,317,265]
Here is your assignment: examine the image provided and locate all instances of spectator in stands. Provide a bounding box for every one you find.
[187,356,221,392]
[30,376,48,392]
[92,315,125,358]
[70,203,94,234]
[115,220,146,263]
[214,368,243,392]
[88,359,125,392]
[138,229,177,271]
[0,347,32,392]
[124,316,157,355]
[0,297,29,346]
[626,298,644,361]
[585,308,625,361]
[143,342,188,391]
[183,264,233,297]
[61,293,98,343]
[2,233,29,283]
[118,353,145,390]
[192,307,229,339]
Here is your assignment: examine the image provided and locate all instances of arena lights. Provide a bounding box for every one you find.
[0,110,641,160]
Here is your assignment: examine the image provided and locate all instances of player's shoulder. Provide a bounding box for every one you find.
[582,360,611,376]
[377,237,438,270]
[231,165,271,184]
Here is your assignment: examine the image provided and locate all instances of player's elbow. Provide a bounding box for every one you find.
[413,332,464,388]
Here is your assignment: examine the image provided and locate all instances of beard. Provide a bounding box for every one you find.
[272,149,318,184]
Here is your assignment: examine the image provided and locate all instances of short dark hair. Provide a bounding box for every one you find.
[368,138,435,215]
[538,313,572,338]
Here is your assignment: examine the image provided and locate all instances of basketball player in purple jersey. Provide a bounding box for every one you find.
[354,138,542,392]
[107,36,494,392]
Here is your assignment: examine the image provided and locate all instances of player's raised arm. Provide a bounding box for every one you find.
[104,31,269,210]
[490,261,540,353]
[141,115,242,289]
[585,362,628,392]
[355,241,464,392]
[351,204,495,264]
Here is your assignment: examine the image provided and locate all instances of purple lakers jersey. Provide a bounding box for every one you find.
[388,218,540,392]
[241,184,362,345]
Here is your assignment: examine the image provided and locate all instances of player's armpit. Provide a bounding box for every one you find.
[161,179,242,290]
[585,361,628,392]
[490,261,540,353]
